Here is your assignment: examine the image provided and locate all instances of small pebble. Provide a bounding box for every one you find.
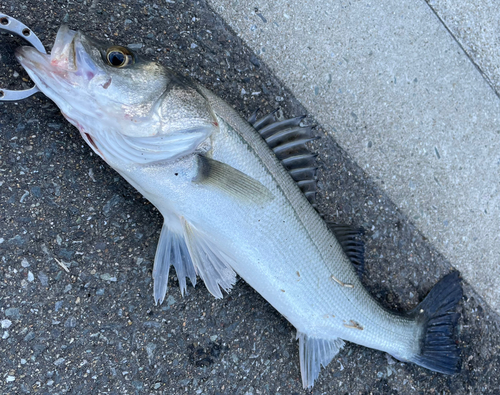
[128,43,143,50]
[54,358,65,366]
[38,272,49,286]
[24,331,35,342]
[100,273,117,282]
[1,319,12,329]
[167,295,176,306]
[64,317,77,328]
[5,308,20,319]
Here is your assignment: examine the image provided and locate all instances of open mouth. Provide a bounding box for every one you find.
[50,25,78,70]
[15,25,78,72]
[15,24,107,96]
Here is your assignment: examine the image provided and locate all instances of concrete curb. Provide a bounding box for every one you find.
[208,0,500,312]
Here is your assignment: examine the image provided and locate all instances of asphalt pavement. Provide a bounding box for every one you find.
[0,1,499,394]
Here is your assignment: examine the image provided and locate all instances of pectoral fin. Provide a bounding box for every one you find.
[194,155,273,204]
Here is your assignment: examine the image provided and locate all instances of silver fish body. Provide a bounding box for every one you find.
[15,26,462,387]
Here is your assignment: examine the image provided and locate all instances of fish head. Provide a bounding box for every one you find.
[16,26,217,164]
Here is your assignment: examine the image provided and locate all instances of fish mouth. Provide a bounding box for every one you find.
[15,25,77,79]
[50,24,78,71]
[15,25,103,95]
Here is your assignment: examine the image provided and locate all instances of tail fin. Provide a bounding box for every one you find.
[409,271,463,374]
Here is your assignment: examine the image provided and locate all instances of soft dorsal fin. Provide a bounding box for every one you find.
[328,223,365,276]
[249,111,318,205]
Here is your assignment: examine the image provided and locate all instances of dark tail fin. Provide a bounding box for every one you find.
[409,271,463,374]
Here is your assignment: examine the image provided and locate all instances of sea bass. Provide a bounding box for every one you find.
[15,26,462,388]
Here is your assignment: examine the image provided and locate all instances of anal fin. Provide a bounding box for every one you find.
[297,332,345,388]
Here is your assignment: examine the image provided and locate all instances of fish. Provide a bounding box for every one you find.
[15,25,463,388]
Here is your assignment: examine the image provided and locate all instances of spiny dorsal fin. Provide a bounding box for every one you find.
[251,108,278,130]
[249,110,318,205]
[328,223,365,276]
[259,116,306,140]
[247,108,259,125]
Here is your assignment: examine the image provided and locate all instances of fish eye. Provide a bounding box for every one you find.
[105,46,134,68]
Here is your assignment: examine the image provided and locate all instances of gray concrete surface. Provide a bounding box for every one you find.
[208,0,500,312]
[1,0,500,394]
[426,0,500,97]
